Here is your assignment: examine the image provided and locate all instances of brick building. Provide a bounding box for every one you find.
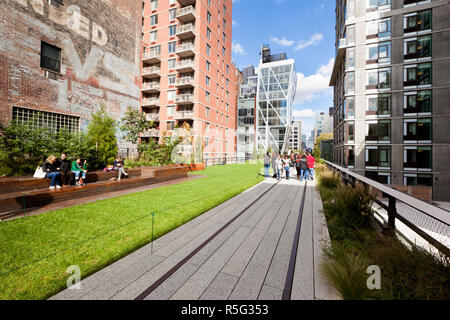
[0,0,142,153]
[140,0,238,159]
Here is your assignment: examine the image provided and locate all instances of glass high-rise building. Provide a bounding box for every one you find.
[256,45,297,154]
[237,66,257,159]
[329,0,450,201]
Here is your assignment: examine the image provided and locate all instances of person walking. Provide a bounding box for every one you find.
[306,152,316,180]
[282,155,291,180]
[55,154,74,187]
[263,152,271,178]
[114,155,128,181]
[276,154,282,180]
[71,158,87,186]
[295,154,301,180]
[271,152,278,178]
[42,155,61,189]
[300,154,309,182]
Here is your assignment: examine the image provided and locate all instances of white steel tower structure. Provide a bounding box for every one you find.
[256,45,296,154]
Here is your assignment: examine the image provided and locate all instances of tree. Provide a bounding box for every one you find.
[87,104,118,169]
[120,107,154,144]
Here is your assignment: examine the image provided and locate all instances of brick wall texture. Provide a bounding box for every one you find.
[0,0,142,148]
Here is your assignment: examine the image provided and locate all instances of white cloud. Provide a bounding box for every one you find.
[270,36,295,47]
[232,42,246,55]
[294,33,324,51]
[292,109,316,118]
[232,20,238,27]
[295,58,334,104]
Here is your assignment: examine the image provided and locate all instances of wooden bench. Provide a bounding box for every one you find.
[0,165,189,219]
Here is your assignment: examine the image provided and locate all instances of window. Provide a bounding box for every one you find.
[167,105,175,116]
[223,18,226,29]
[366,171,391,184]
[167,121,175,131]
[404,118,432,142]
[168,58,176,69]
[168,74,176,85]
[346,25,355,45]
[345,71,355,93]
[207,27,211,39]
[223,33,226,42]
[346,47,355,69]
[150,30,157,42]
[222,46,226,56]
[206,76,210,86]
[366,94,391,115]
[41,41,61,73]
[404,174,432,187]
[223,5,227,15]
[366,41,391,64]
[206,91,210,102]
[169,25,176,36]
[206,60,211,71]
[366,120,391,142]
[168,41,176,53]
[404,146,432,171]
[365,146,391,168]
[207,11,211,23]
[13,106,80,133]
[404,10,432,34]
[207,0,211,7]
[404,35,431,60]
[404,90,432,114]
[366,68,391,89]
[169,9,177,20]
[206,44,211,55]
[348,146,355,167]
[206,107,210,117]
[404,62,432,87]
[367,0,391,10]
[150,14,158,26]
[150,0,158,11]
[347,121,355,142]
[167,90,175,101]
[366,18,391,38]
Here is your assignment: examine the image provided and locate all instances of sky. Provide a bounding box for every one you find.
[231,0,335,138]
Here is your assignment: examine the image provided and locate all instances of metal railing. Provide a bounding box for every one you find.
[203,156,252,167]
[324,161,450,257]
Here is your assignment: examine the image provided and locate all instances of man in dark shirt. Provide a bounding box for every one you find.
[55,154,74,187]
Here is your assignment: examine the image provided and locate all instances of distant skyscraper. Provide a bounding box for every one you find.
[256,45,297,153]
[290,121,302,151]
[237,66,257,159]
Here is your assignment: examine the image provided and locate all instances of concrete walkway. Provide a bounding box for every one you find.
[50,178,340,300]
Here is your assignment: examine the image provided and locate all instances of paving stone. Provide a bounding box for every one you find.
[258,284,283,300]
[200,272,239,300]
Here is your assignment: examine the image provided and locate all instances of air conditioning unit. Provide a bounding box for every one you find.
[43,70,57,80]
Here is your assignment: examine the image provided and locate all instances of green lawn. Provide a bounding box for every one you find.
[0,163,263,300]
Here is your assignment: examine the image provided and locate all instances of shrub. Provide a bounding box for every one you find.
[322,243,372,300]
[318,170,341,190]
[86,104,118,169]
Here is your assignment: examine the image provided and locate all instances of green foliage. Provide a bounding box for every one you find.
[322,243,372,300]
[119,107,154,144]
[87,104,118,169]
[0,119,93,175]
[136,133,182,166]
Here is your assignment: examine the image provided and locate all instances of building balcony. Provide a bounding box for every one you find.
[142,98,160,107]
[175,59,195,72]
[176,23,195,40]
[142,50,161,64]
[175,93,194,105]
[141,82,160,93]
[175,76,194,88]
[176,5,196,23]
[141,129,160,138]
[142,66,160,79]
[145,113,160,121]
[175,110,194,120]
[176,42,195,57]
[177,0,196,6]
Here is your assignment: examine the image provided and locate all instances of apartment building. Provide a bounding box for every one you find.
[329,0,450,201]
[0,0,142,153]
[290,121,302,152]
[313,112,333,143]
[237,66,257,159]
[141,0,238,160]
[256,45,297,154]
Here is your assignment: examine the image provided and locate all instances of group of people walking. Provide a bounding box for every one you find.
[39,154,128,189]
[264,151,315,182]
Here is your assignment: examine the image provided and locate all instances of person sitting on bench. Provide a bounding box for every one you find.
[113,155,128,181]
[71,158,87,186]
[42,155,61,189]
[55,154,74,187]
